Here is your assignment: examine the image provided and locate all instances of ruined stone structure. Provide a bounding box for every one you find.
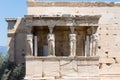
[6,0,120,80]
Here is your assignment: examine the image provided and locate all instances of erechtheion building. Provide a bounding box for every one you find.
[6,0,120,80]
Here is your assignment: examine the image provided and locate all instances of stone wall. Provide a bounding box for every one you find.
[98,13,120,80]
[7,18,28,64]
[25,56,99,80]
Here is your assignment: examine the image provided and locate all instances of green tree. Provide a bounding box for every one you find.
[0,53,25,80]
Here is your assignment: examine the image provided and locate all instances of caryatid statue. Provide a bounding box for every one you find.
[27,34,33,56]
[92,33,98,56]
[69,33,76,57]
[47,33,55,56]
[69,20,76,57]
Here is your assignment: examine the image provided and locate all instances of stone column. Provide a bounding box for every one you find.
[85,35,90,57]
[27,34,33,56]
[47,25,55,56]
[34,36,38,56]
[69,34,76,57]
[90,35,93,56]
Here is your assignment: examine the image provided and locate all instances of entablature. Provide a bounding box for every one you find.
[6,18,17,29]
[25,15,101,27]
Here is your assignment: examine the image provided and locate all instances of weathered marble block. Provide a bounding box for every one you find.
[100,64,120,75]
[78,65,99,77]
[25,57,42,79]
[43,60,60,78]
[60,60,78,77]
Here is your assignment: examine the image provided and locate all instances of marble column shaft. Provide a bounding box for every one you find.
[34,36,38,56]
[85,35,90,57]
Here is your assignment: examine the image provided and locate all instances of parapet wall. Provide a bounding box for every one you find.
[25,56,99,80]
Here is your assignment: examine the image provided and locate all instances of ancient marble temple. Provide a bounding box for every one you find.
[6,0,120,80]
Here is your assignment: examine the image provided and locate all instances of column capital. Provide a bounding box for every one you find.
[48,25,55,28]
[47,20,56,27]
[48,25,55,34]
[70,20,76,33]
[70,26,75,34]
[86,27,92,35]
[27,34,33,41]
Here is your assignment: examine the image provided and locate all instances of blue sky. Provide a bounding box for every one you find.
[0,0,27,46]
[41,0,120,2]
[0,0,119,46]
